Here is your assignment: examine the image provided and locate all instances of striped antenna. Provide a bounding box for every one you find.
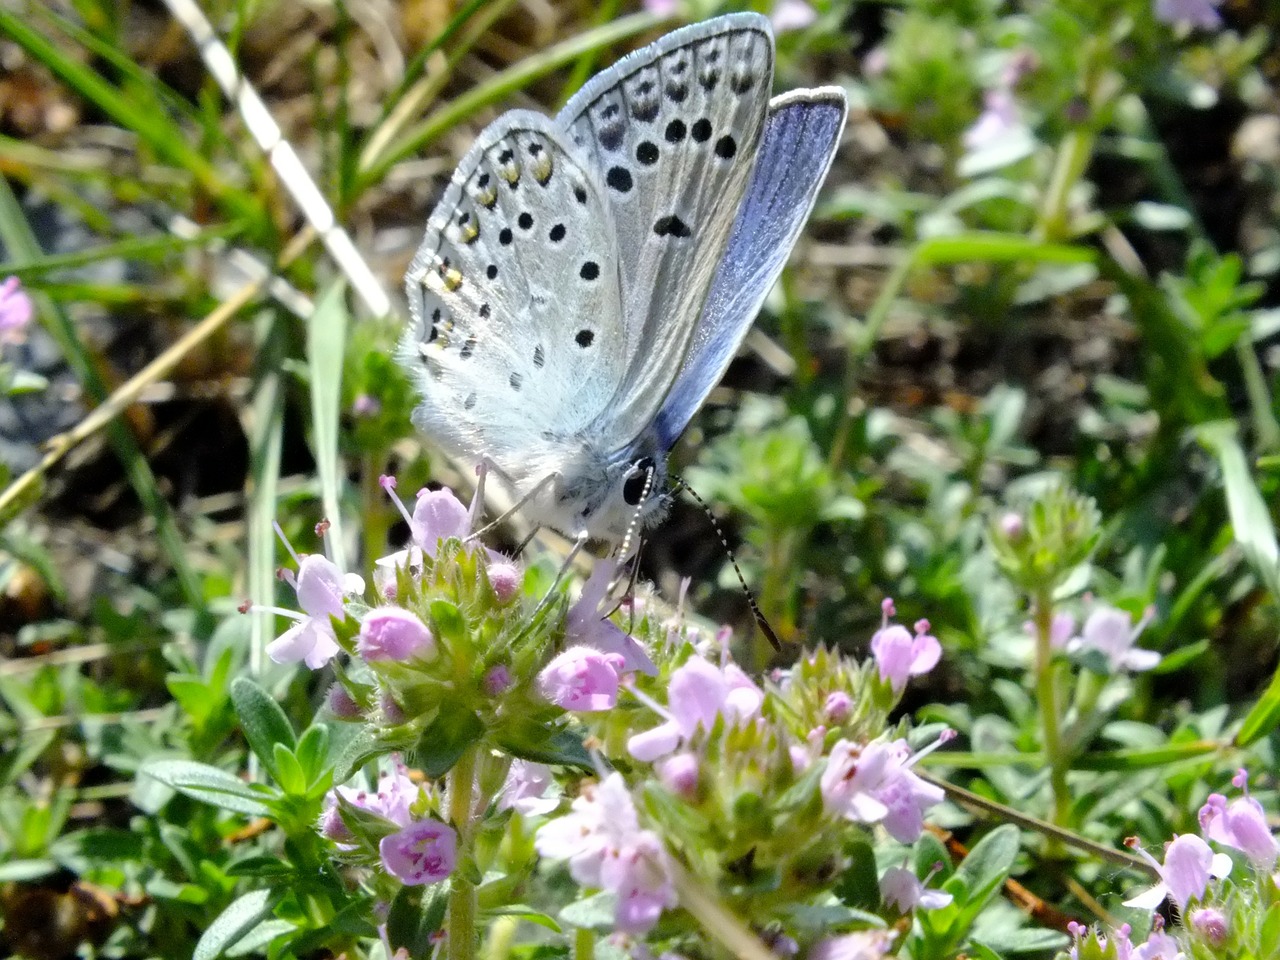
[163,0,392,317]
[671,475,782,652]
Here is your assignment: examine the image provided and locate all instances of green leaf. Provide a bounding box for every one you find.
[559,892,617,932]
[479,904,561,932]
[140,759,273,817]
[386,883,448,955]
[193,889,279,960]
[1260,901,1280,957]
[1238,666,1280,747]
[833,838,880,910]
[953,824,1020,908]
[231,676,296,778]
[226,856,296,880]
[413,708,484,778]
[307,282,349,570]
[225,919,296,957]
[0,859,58,882]
[272,743,307,796]
[1197,423,1280,599]
[496,726,592,769]
[295,724,332,784]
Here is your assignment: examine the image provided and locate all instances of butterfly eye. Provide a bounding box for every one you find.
[623,457,656,506]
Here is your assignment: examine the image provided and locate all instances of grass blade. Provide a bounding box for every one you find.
[1197,421,1280,598]
[307,282,350,572]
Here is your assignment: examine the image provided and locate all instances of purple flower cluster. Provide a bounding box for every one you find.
[534,773,676,934]
[320,763,459,886]
[819,735,949,844]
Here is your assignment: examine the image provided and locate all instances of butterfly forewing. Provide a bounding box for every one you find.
[556,13,775,447]
[401,112,627,481]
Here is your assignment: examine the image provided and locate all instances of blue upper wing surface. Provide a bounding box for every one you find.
[653,87,847,450]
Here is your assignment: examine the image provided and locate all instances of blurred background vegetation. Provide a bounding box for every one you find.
[0,0,1278,957]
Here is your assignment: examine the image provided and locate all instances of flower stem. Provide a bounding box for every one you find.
[668,858,775,960]
[448,746,479,960]
[1035,127,1095,243]
[573,928,595,960]
[1033,590,1071,841]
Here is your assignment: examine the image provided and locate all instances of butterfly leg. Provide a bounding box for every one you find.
[528,530,590,622]
[512,525,542,559]
[466,471,559,544]
[466,459,491,531]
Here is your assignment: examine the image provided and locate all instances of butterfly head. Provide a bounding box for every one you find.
[554,434,670,543]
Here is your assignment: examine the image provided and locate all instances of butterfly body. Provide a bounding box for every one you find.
[401,14,846,542]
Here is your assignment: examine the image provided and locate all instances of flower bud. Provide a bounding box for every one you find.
[487,561,521,603]
[1189,907,1228,946]
[484,664,513,696]
[358,607,435,662]
[823,691,853,724]
[657,753,699,798]
[327,684,363,719]
[319,802,353,842]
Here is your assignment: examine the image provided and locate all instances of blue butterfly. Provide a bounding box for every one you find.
[402,13,846,546]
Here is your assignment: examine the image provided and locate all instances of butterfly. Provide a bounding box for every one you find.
[400,13,846,547]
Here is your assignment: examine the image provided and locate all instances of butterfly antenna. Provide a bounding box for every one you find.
[670,474,782,652]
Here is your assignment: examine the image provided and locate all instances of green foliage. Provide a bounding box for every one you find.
[2,0,1280,957]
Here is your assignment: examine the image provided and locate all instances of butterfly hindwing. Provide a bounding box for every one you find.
[654,88,848,449]
[556,13,775,446]
[400,111,627,482]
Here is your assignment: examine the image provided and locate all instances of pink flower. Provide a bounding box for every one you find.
[411,487,470,555]
[627,655,764,761]
[820,738,946,843]
[1154,0,1222,28]
[379,818,457,885]
[330,764,419,828]
[1133,930,1183,960]
[376,481,510,577]
[1069,605,1159,672]
[497,760,559,817]
[534,774,675,934]
[770,0,817,33]
[1124,834,1232,911]
[807,930,894,960]
[357,607,435,662]
[538,646,624,712]
[1199,788,1278,869]
[641,0,678,15]
[964,89,1023,150]
[879,866,952,912]
[566,559,656,675]
[999,512,1025,539]
[266,553,364,669]
[0,276,32,343]
[352,393,381,417]
[870,615,941,693]
[603,831,676,934]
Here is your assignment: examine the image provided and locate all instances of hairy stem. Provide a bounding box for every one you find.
[448,746,479,960]
[1033,590,1071,841]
